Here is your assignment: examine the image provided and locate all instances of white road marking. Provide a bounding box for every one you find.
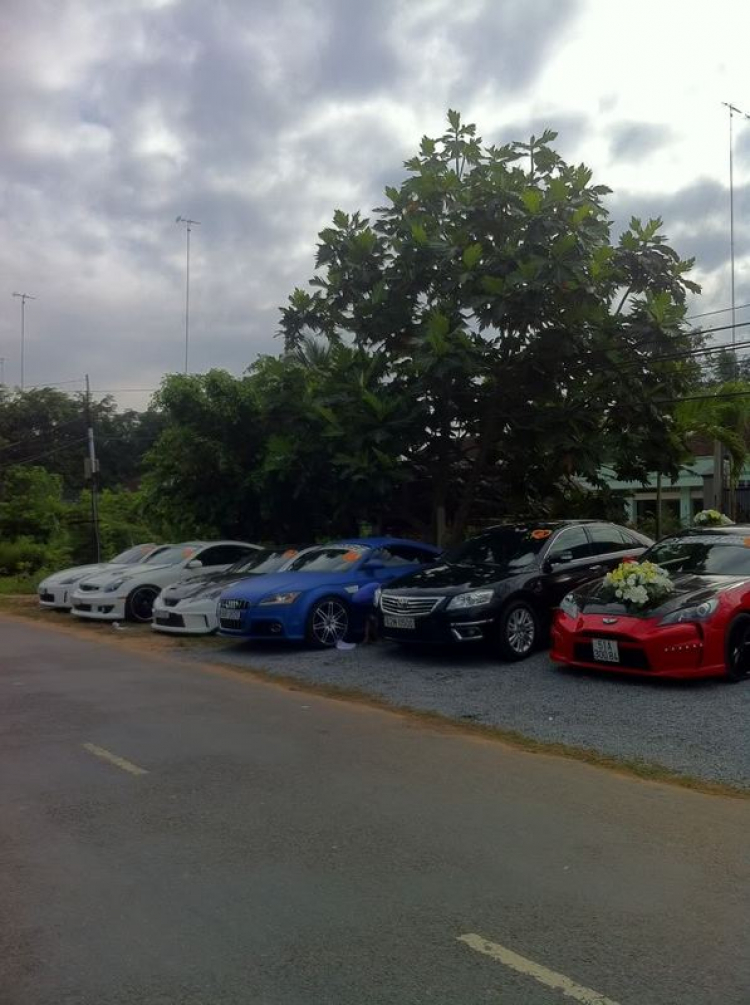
[458,933,622,1005]
[82,742,148,776]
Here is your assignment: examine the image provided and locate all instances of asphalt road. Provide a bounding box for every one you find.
[190,637,750,789]
[2,615,749,1005]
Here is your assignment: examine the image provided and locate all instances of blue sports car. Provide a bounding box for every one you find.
[217,537,440,647]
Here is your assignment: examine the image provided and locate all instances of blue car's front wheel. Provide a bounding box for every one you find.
[306,596,350,648]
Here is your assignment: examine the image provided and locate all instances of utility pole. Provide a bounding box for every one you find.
[12,291,37,390]
[722,102,750,374]
[85,374,101,562]
[176,216,200,373]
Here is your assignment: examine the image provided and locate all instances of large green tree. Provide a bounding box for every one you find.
[280,111,701,541]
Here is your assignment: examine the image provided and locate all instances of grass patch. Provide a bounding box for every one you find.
[0,574,40,595]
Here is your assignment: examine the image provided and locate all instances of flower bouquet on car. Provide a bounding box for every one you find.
[601,560,673,609]
[693,509,733,527]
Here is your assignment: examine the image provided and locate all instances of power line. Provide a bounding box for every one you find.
[686,302,750,321]
[0,437,88,471]
[0,416,85,454]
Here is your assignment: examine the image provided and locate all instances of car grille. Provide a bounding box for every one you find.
[381,594,441,617]
[79,583,98,592]
[155,613,185,627]
[220,598,250,610]
[39,592,55,603]
[74,603,92,612]
[574,642,651,671]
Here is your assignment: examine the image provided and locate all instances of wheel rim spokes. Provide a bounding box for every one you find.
[313,602,347,644]
[507,608,534,653]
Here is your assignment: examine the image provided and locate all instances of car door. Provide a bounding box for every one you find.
[587,524,640,572]
[542,525,601,606]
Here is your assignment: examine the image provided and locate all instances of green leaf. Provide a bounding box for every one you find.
[522,188,543,214]
[462,242,483,269]
[481,276,505,295]
[411,222,428,245]
[426,311,450,340]
[332,209,349,229]
[447,109,460,131]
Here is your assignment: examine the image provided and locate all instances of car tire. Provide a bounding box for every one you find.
[305,595,350,649]
[126,585,160,624]
[496,599,539,662]
[725,614,750,682]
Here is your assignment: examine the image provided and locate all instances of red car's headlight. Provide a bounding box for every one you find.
[658,598,718,626]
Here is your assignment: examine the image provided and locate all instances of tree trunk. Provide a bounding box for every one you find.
[448,404,497,545]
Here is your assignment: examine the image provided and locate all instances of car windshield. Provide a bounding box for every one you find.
[143,545,198,566]
[645,535,750,576]
[443,527,550,570]
[110,544,157,564]
[228,550,297,575]
[287,546,367,573]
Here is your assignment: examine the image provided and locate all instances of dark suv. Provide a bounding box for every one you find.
[378,521,652,661]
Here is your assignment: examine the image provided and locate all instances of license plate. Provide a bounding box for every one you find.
[592,638,619,663]
[384,615,416,630]
[220,608,242,621]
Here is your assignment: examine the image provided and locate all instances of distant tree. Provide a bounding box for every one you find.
[0,465,65,541]
[280,110,701,542]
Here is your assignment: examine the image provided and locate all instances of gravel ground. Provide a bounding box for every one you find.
[183,638,750,789]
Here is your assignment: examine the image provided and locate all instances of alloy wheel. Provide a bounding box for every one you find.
[310,599,349,647]
[506,606,535,655]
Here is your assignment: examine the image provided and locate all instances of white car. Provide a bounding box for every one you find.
[70,541,260,623]
[37,543,169,611]
[152,547,299,635]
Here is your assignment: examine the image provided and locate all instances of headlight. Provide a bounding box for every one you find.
[259,591,301,606]
[659,598,718,625]
[446,589,494,611]
[559,593,579,619]
[103,578,127,593]
[374,587,382,607]
[59,576,80,586]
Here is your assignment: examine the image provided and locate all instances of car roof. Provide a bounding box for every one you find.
[479,520,607,532]
[176,540,258,548]
[670,526,750,537]
[327,536,439,550]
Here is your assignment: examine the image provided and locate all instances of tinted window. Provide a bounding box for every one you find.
[288,547,366,573]
[109,542,155,566]
[646,535,750,576]
[589,524,630,556]
[199,545,254,566]
[547,526,591,562]
[144,545,198,566]
[229,549,299,575]
[444,528,549,570]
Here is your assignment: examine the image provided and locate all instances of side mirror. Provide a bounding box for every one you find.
[186,559,202,569]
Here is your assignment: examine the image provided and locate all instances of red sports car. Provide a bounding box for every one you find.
[550,528,750,682]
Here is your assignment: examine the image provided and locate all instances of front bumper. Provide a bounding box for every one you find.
[378,605,498,644]
[38,585,74,610]
[152,598,218,635]
[550,611,726,679]
[70,591,126,621]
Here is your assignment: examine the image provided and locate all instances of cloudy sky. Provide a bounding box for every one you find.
[2,0,750,407]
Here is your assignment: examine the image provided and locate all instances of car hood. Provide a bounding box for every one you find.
[164,570,249,601]
[81,560,176,588]
[574,573,750,618]
[382,562,516,594]
[43,562,116,586]
[220,570,363,601]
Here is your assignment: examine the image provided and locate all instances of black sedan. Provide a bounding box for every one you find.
[378,521,652,660]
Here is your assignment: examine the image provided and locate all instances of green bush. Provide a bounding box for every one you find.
[0,537,49,576]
